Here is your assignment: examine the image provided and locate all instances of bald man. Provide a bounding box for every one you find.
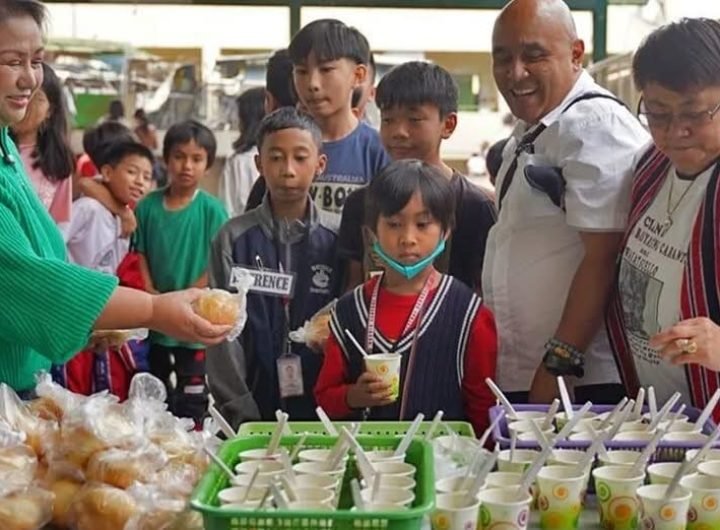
[482,0,650,404]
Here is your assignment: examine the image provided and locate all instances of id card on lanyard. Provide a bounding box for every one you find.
[277,287,304,399]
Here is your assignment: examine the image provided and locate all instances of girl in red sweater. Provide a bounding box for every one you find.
[314,160,497,435]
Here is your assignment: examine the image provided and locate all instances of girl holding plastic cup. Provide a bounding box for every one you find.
[314,160,497,435]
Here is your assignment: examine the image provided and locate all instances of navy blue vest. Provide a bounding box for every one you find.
[233,223,340,420]
[330,275,481,421]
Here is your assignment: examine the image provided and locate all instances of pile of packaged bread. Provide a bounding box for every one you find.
[0,373,209,530]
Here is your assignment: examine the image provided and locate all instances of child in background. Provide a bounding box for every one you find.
[10,63,74,224]
[208,107,342,427]
[58,141,154,398]
[245,48,300,212]
[339,61,497,292]
[219,86,266,216]
[351,52,377,123]
[290,19,389,214]
[135,120,228,424]
[314,160,497,435]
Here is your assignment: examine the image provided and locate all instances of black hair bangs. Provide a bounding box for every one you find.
[633,18,720,93]
[101,140,154,169]
[266,49,297,108]
[366,159,455,233]
[163,119,217,167]
[289,19,369,66]
[256,107,322,152]
[376,61,458,117]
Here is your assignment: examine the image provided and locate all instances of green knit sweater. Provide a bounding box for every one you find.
[0,127,118,391]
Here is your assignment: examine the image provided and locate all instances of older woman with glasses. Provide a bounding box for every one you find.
[608,18,720,418]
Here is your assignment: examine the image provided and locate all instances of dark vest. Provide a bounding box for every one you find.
[330,275,482,421]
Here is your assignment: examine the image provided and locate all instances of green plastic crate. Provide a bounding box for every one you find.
[191,434,435,530]
[237,421,475,438]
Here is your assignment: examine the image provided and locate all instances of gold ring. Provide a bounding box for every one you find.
[675,338,697,354]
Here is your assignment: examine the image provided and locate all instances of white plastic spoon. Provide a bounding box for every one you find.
[648,386,658,421]
[202,447,235,481]
[267,412,288,457]
[394,413,424,457]
[557,376,574,420]
[631,428,666,476]
[542,399,561,431]
[485,377,518,420]
[351,478,365,511]
[633,387,645,420]
[696,388,720,432]
[424,410,444,442]
[315,406,338,436]
[209,405,236,439]
[478,411,505,448]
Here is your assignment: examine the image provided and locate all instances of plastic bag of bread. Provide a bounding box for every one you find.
[86,445,168,490]
[289,298,337,352]
[44,474,82,528]
[0,486,53,530]
[0,384,56,457]
[0,425,37,490]
[193,268,252,340]
[69,483,138,530]
[148,462,201,499]
[29,372,83,422]
[56,394,138,471]
[124,484,203,530]
[88,328,148,350]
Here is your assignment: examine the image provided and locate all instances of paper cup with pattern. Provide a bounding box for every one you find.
[592,465,645,530]
[478,487,532,530]
[681,474,720,530]
[432,492,481,530]
[536,465,585,530]
[647,462,683,485]
[364,354,402,401]
[637,484,691,530]
[498,449,539,473]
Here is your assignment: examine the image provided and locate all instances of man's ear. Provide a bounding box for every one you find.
[99,164,113,182]
[571,39,586,71]
[353,63,368,88]
[315,153,328,179]
[254,153,262,174]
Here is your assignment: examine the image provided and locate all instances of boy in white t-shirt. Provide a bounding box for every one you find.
[63,141,153,273]
[58,141,153,398]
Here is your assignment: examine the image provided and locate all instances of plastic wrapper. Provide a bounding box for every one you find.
[89,328,149,349]
[289,298,336,352]
[86,445,168,490]
[215,267,253,341]
[124,484,203,530]
[30,372,83,422]
[55,394,139,472]
[69,483,138,530]
[148,462,202,499]
[0,384,56,458]
[0,486,53,530]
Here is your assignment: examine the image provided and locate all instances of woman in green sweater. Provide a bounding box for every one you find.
[0,0,231,395]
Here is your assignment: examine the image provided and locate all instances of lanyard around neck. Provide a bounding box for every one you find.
[365,272,436,355]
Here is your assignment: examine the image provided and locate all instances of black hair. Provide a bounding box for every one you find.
[376,61,458,117]
[256,107,322,153]
[289,19,370,66]
[0,0,46,28]
[9,63,74,182]
[83,121,134,168]
[352,52,376,109]
[162,119,217,167]
[100,140,154,169]
[134,108,150,131]
[232,87,266,153]
[486,138,508,181]
[633,18,720,92]
[266,49,297,108]
[366,159,455,233]
[108,99,125,121]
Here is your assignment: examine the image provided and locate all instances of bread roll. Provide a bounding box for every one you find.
[192,289,239,325]
[48,478,82,527]
[70,484,137,530]
[0,489,53,530]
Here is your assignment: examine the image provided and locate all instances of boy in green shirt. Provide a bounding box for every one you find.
[135,120,228,424]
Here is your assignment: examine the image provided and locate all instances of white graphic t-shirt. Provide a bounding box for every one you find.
[619,165,713,404]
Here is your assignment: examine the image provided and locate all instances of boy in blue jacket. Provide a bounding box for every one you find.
[207,108,342,427]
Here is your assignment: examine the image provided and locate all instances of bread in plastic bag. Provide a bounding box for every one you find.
[0,486,53,530]
[30,372,83,422]
[288,298,337,352]
[86,445,168,490]
[69,483,138,530]
[45,476,82,528]
[124,484,203,530]
[57,394,138,470]
[0,384,56,458]
[89,328,149,349]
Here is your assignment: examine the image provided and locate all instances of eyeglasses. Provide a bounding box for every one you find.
[638,98,720,131]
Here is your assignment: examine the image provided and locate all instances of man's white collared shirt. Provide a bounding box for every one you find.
[482,71,651,392]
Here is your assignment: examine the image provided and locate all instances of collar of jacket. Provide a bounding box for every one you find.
[256,193,318,245]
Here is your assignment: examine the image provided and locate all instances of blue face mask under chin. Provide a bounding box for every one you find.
[372,238,446,280]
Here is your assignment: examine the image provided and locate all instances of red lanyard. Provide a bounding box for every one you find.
[365,272,436,355]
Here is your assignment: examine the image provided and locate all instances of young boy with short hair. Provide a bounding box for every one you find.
[135,120,228,424]
[339,61,497,292]
[207,107,342,427]
[289,19,389,214]
[59,140,154,398]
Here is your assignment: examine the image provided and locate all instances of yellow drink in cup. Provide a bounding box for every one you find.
[365,354,402,401]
